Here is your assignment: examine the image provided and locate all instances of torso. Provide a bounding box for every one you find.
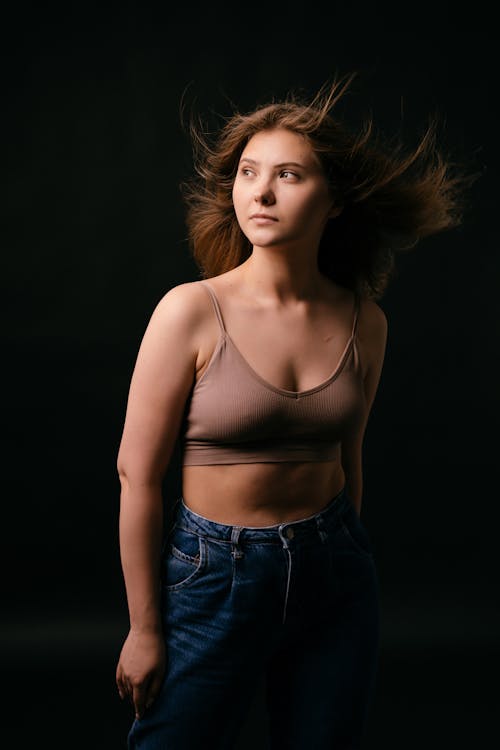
[182,462,348,526]
[181,267,369,526]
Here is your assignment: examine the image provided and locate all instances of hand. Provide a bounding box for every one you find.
[116,628,166,720]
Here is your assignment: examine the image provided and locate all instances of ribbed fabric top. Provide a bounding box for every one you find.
[180,281,366,465]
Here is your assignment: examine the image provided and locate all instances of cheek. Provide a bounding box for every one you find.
[290,189,330,222]
[232,183,244,212]
[232,184,249,227]
[310,185,333,217]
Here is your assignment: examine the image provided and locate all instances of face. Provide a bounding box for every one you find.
[232,128,338,252]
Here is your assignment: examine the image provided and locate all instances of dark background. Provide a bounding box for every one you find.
[2,2,498,748]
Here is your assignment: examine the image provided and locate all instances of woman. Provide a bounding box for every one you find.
[115,74,472,749]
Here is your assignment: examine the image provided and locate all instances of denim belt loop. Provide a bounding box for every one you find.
[230,526,245,559]
[315,515,328,543]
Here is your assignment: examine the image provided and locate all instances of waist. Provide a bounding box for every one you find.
[170,484,352,544]
[181,460,345,525]
[181,439,341,465]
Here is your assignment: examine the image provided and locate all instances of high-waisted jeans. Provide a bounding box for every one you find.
[127,485,380,749]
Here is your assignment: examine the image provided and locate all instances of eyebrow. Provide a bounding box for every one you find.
[239,157,307,169]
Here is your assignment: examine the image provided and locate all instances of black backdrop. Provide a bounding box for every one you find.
[2,2,498,748]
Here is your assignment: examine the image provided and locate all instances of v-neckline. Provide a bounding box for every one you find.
[222,330,354,399]
[199,280,358,399]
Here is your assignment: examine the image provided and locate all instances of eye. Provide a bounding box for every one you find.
[279,170,299,179]
[239,167,254,177]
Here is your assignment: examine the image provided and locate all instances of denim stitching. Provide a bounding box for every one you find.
[164,537,207,591]
[339,517,374,558]
[280,545,292,624]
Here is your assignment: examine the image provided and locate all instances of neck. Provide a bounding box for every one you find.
[239,246,326,303]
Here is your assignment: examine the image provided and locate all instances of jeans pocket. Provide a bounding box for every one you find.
[162,524,207,591]
[340,507,374,558]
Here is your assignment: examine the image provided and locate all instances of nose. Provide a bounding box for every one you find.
[254,184,275,206]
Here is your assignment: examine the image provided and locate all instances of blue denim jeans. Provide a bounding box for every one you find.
[127,485,380,749]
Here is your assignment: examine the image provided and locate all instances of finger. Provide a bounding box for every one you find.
[117,679,130,701]
[125,678,135,705]
[145,675,163,710]
[115,667,126,700]
[132,682,148,720]
[119,676,133,706]
[116,680,125,700]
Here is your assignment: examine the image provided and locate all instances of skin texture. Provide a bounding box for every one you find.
[233,128,340,252]
[115,127,388,719]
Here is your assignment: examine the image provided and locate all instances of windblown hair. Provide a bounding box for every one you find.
[180,73,477,300]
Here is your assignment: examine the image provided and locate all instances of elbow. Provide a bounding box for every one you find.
[116,450,129,486]
[117,463,134,495]
[117,462,129,488]
[116,456,164,491]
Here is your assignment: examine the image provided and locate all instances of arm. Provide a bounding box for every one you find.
[341,299,388,516]
[115,282,202,719]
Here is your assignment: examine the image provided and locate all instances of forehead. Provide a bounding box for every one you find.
[240,128,319,166]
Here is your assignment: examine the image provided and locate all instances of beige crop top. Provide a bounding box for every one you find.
[179,281,366,465]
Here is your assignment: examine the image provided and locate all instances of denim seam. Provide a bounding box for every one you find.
[339,519,374,558]
[170,544,200,565]
[174,522,343,545]
[164,537,207,591]
[280,545,292,625]
[174,525,283,546]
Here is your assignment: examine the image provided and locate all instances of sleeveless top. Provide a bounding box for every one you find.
[179,281,367,465]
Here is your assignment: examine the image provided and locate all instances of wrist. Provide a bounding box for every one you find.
[129,620,163,636]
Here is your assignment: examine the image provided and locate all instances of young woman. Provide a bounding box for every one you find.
[115,74,473,749]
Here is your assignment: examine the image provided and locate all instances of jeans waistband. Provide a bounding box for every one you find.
[172,485,352,544]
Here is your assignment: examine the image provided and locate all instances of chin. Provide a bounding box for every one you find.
[245,232,288,247]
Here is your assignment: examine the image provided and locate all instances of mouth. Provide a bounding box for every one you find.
[249,213,278,222]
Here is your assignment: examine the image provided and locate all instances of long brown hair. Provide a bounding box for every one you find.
[180,73,477,300]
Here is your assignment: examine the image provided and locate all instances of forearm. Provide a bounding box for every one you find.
[118,479,164,633]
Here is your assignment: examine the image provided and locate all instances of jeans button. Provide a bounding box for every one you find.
[286,527,295,539]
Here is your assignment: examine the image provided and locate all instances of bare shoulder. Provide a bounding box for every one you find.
[323,278,387,335]
[356,297,388,384]
[146,280,214,337]
[358,296,388,339]
[153,280,210,319]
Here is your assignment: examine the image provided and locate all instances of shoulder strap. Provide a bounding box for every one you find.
[200,281,226,333]
[350,292,362,372]
[350,291,361,339]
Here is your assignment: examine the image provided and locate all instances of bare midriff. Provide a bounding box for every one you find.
[181,460,346,526]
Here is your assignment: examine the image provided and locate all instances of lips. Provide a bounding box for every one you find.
[249,213,278,221]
